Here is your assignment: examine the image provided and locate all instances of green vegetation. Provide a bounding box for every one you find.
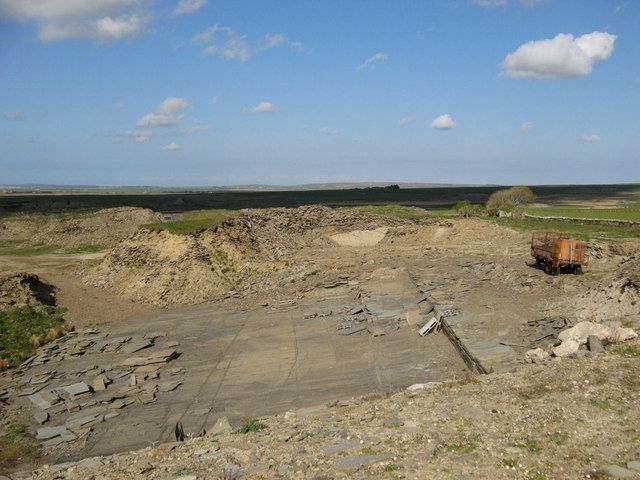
[0,306,65,368]
[453,200,484,217]
[0,245,58,256]
[142,210,237,234]
[590,399,615,410]
[384,463,399,472]
[235,418,267,434]
[524,204,640,222]
[342,204,431,219]
[64,243,104,254]
[444,433,481,454]
[491,217,640,242]
[516,438,543,455]
[486,186,536,211]
[610,344,640,358]
[0,424,40,470]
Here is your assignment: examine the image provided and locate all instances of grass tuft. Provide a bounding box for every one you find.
[0,423,40,470]
[142,210,238,234]
[235,418,267,434]
[0,306,65,368]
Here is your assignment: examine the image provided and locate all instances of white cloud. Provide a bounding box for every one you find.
[245,101,276,114]
[162,141,181,151]
[5,108,25,121]
[429,114,456,130]
[0,0,148,42]
[319,127,337,135]
[502,31,617,79]
[580,134,602,142]
[399,116,414,126]
[173,0,206,15]
[356,52,388,72]
[258,33,305,52]
[181,122,212,134]
[137,97,190,128]
[193,24,250,62]
[212,90,224,104]
[519,121,533,132]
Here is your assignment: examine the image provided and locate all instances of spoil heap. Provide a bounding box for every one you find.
[85,206,418,306]
[0,273,56,309]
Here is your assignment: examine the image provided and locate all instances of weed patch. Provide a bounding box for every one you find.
[0,424,40,470]
[235,418,267,434]
[0,306,65,368]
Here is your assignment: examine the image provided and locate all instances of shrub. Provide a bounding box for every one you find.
[487,186,536,211]
[454,200,484,218]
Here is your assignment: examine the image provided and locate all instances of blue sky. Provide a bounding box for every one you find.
[1,0,638,186]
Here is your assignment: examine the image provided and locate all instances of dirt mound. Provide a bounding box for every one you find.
[330,227,389,247]
[85,205,416,306]
[575,256,640,320]
[0,273,56,309]
[0,207,162,249]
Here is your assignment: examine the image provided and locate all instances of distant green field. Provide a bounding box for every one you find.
[142,210,238,234]
[2,183,639,216]
[493,217,640,242]
[524,205,640,222]
[339,204,437,220]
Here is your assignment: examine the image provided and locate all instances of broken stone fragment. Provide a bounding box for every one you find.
[159,380,182,392]
[36,426,76,441]
[558,321,610,345]
[122,339,154,355]
[587,335,605,353]
[61,382,91,397]
[608,326,637,343]
[552,339,580,357]
[206,416,232,437]
[29,391,62,409]
[34,411,49,424]
[524,348,550,364]
[93,374,109,391]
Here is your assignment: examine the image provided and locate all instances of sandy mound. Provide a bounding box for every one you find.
[0,273,56,309]
[0,207,162,249]
[575,256,640,320]
[85,206,416,306]
[330,227,388,247]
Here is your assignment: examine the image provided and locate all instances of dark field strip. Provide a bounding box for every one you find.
[1,183,639,215]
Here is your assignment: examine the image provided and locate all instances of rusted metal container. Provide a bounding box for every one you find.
[531,232,589,275]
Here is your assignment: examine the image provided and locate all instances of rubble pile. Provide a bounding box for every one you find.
[575,255,640,319]
[85,205,421,307]
[524,320,637,363]
[0,273,57,309]
[0,328,184,451]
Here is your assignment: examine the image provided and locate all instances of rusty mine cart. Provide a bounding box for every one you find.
[531,232,589,275]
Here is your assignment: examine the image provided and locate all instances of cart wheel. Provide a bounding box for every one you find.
[544,263,552,275]
[575,265,582,274]
[551,266,559,276]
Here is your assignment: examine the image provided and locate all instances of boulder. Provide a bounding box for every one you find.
[552,339,580,357]
[524,348,550,364]
[609,327,638,343]
[558,322,609,345]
